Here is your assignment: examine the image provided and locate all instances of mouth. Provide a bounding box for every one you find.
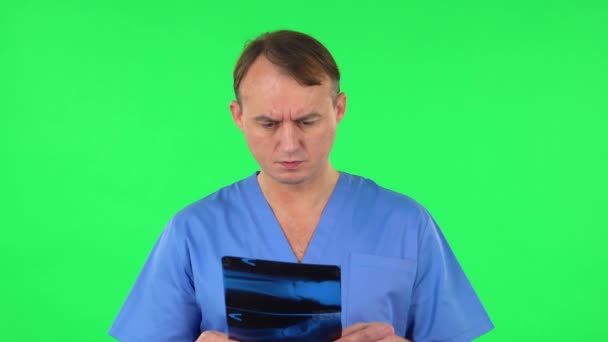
[279,161,303,169]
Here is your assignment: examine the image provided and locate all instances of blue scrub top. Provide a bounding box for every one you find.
[109,172,494,342]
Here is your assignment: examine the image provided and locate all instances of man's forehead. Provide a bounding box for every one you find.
[240,57,288,86]
[239,56,333,95]
[237,57,335,119]
[254,112,322,121]
[240,94,332,122]
[239,86,330,120]
[241,94,322,118]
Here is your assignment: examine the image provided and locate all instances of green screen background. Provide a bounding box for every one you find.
[1,0,606,340]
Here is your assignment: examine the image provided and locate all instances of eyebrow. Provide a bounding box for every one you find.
[253,113,322,122]
[297,113,321,121]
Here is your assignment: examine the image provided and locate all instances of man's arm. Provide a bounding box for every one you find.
[109,218,202,341]
[404,211,494,341]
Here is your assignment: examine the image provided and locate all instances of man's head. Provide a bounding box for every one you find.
[230,30,346,186]
[233,30,341,105]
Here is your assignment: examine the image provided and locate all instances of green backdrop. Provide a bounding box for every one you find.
[1,0,606,340]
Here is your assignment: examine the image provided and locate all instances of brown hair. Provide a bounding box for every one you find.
[233,30,341,103]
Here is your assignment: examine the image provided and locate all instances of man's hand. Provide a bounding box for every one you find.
[194,331,238,341]
[335,322,411,342]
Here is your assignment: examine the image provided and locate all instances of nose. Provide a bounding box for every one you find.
[278,122,301,153]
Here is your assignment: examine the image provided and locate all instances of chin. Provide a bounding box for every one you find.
[266,169,311,186]
[274,174,309,185]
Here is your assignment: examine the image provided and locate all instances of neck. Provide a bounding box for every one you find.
[257,165,340,212]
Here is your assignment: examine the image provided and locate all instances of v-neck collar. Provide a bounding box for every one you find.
[244,171,349,264]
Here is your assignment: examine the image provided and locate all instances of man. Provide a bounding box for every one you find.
[109,30,494,342]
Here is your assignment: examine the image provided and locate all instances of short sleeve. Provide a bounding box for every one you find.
[405,212,494,342]
[109,218,201,342]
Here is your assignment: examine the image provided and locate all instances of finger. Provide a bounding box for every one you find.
[375,335,409,342]
[380,333,408,342]
[336,323,393,342]
[195,330,237,341]
[340,323,370,337]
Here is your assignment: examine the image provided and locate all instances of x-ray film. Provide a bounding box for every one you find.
[222,256,342,342]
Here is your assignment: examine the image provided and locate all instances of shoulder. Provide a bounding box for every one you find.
[164,174,255,236]
[341,172,430,222]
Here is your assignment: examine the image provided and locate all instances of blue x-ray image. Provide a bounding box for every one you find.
[222,256,342,342]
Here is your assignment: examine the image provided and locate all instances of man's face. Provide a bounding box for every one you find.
[230,56,346,186]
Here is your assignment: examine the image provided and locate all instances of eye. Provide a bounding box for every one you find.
[299,120,316,127]
[260,121,276,129]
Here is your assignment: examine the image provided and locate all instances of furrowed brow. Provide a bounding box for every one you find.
[296,113,321,121]
[253,115,278,122]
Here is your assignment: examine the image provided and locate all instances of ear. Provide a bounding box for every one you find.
[229,100,244,131]
[334,92,346,124]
